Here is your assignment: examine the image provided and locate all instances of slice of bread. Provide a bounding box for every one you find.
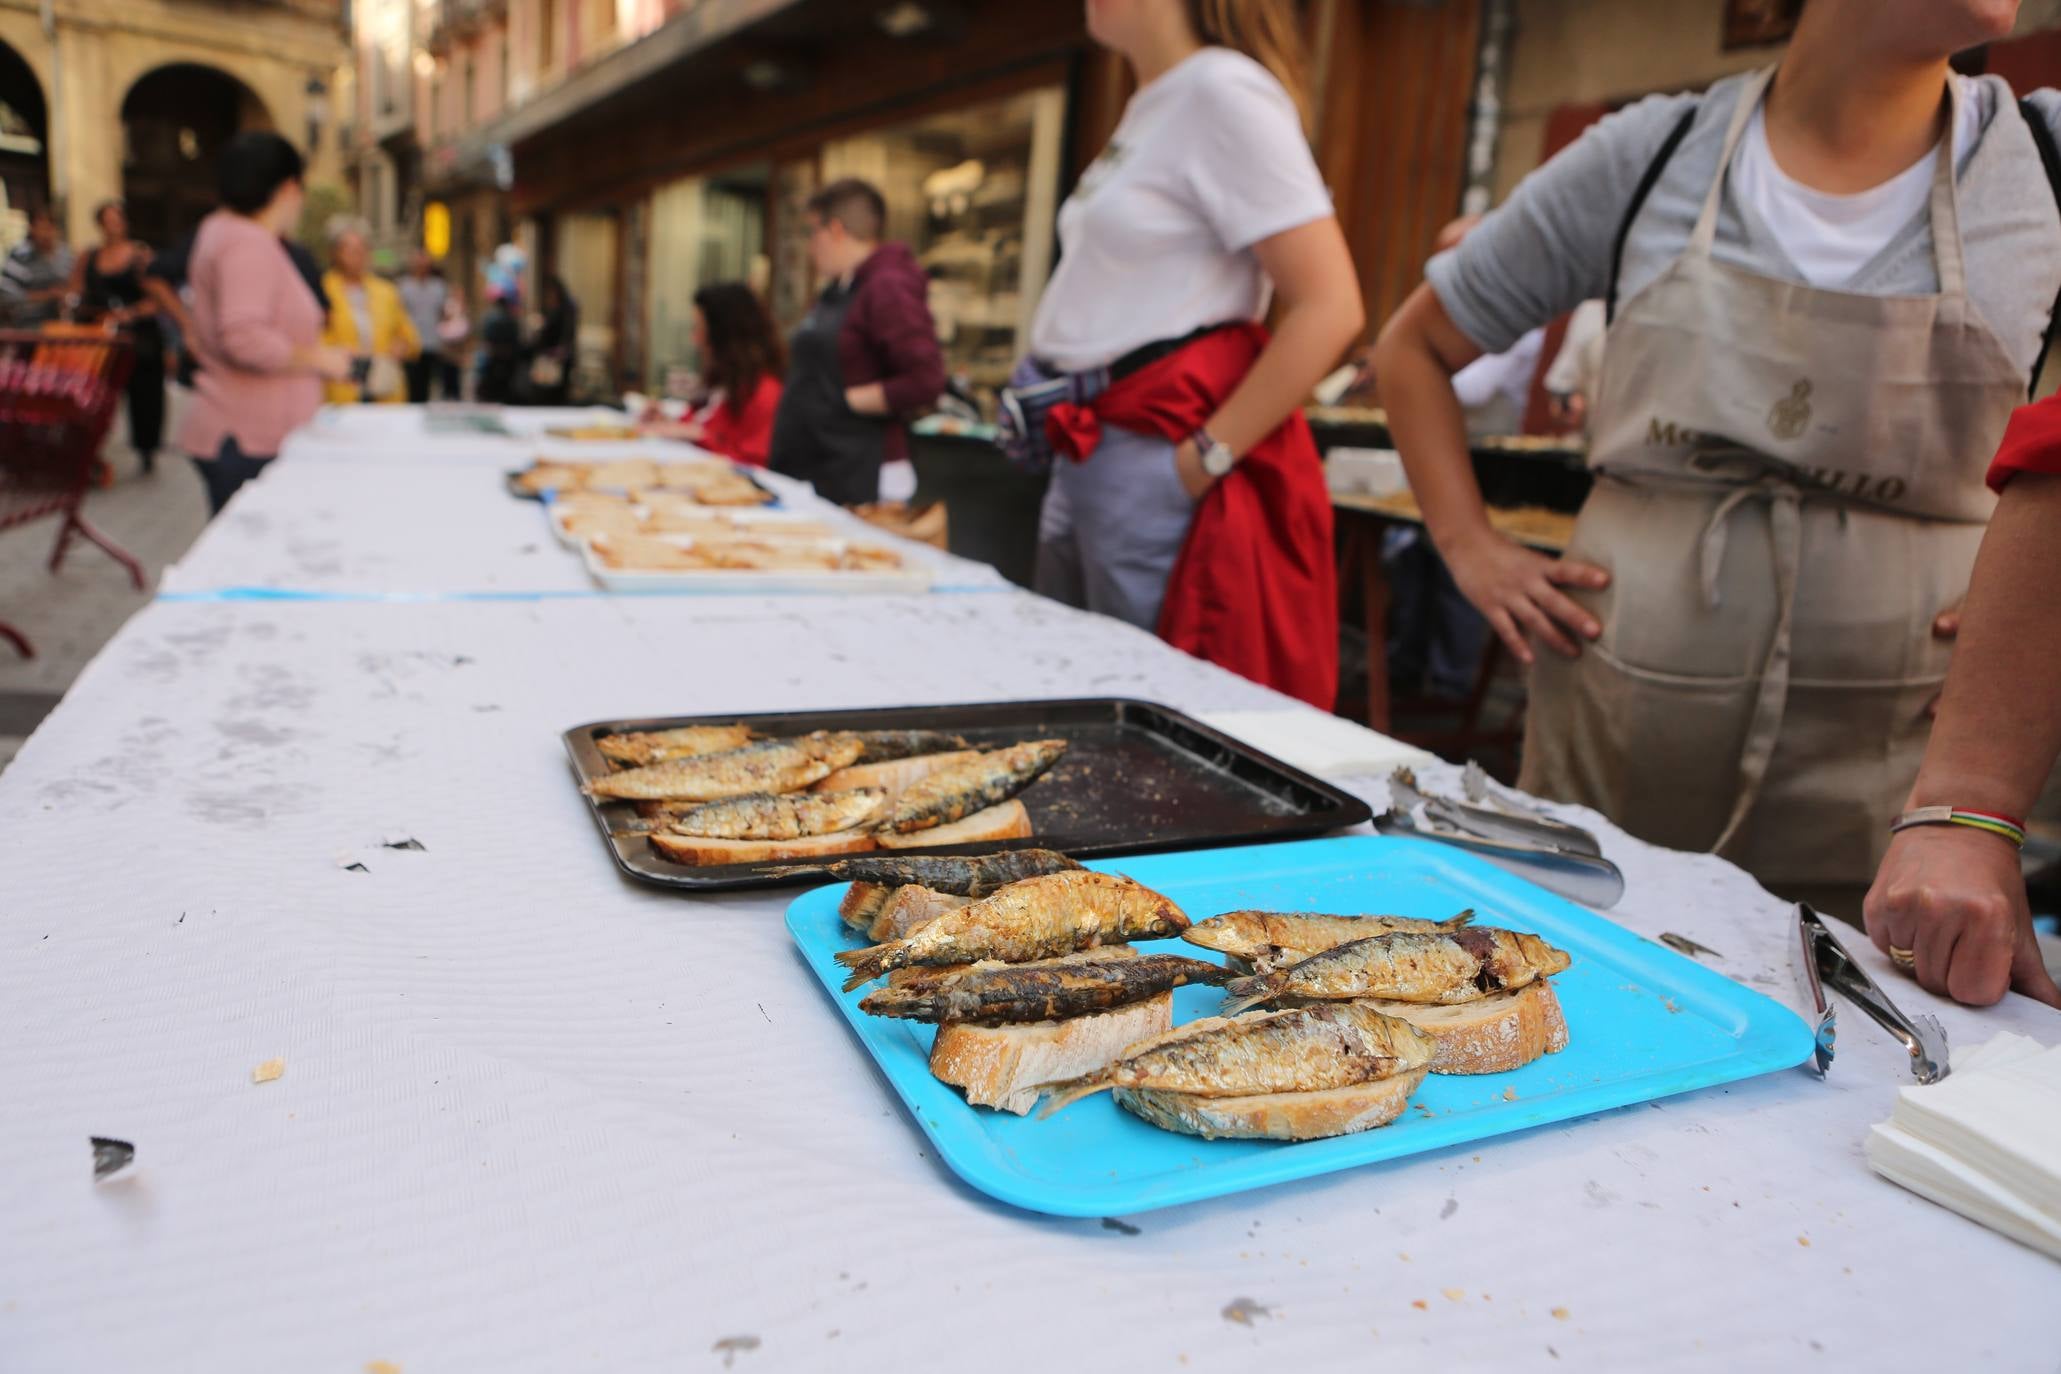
[1115,1067,1430,1141]
[812,751,980,799]
[875,799,1032,850]
[1361,980,1568,1075]
[931,989,1172,1116]
[839,882,891,933]
[868,885,971,943]
[648,827,876,866]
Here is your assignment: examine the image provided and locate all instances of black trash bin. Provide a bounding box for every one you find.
[907,431,1050,588]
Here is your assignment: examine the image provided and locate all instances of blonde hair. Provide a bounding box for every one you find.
[1186,0,1311,130]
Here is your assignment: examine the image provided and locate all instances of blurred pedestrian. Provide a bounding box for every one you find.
[767,178,945,505]
[1014,0,1361,708]
[0,206,73,326]
[476,282,521,403]
[320,219,418,403]
[177,131,350,515]
[524,274,577,405]
[71,200,165,474]
[398,249,457,402]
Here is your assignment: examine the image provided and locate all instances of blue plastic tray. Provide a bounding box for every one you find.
[787,835,1815,1217]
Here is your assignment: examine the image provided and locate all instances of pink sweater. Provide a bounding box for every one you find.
[177,211,325,460]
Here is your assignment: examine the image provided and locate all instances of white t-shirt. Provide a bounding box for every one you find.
[1731,73,1983,288]
[1028,47,1334,373]
[1452,325,1544,434]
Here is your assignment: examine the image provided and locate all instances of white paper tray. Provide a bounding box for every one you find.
[576,533,935,595]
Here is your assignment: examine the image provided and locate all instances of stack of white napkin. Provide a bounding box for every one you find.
[1866,1033,2061,1261]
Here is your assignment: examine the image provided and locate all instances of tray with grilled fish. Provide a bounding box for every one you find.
[563,698,1374,892]
[788,835,1817,1216]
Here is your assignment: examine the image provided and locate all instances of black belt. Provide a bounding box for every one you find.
[1105,321,1240,383]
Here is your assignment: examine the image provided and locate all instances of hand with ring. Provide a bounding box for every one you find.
[1863,824,2061,1007]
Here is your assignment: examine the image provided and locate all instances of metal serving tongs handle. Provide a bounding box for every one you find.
[1796,904,1950,1084]
[1392,767,1604,858]
[1374,807,1626,910]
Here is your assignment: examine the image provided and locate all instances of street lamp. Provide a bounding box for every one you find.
[305,75,329,152]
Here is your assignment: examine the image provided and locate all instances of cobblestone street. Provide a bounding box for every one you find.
[0,384,207,770]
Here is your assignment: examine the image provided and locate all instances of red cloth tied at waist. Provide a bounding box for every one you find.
[1043,322,1338,709]
[1988,392,2061,491]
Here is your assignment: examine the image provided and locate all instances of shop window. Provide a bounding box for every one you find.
[646,166,771,394]
[812,84,1066,411]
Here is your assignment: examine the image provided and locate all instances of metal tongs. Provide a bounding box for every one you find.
[1376,766,1625,909]
[1794,904,1950,1084]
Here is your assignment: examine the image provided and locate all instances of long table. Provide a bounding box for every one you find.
[3,408,2057,1371]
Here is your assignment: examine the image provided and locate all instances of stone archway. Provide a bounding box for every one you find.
[0,39,48,217]
[118,64,272,248]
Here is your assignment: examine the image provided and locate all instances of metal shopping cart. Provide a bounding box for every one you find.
[0,326,145,658]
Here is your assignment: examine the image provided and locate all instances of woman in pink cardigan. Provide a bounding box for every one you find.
[177,132,350,515]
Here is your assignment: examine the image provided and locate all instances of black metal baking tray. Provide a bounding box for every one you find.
[563,697,1375,892]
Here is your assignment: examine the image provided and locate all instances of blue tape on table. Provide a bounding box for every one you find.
[788,835,1816,1218]
[155,584,1009,604]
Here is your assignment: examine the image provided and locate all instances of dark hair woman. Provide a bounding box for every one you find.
[174,131,351,514]
[685,281,785,467]
[524,273,577,405]
[69,199,164,474]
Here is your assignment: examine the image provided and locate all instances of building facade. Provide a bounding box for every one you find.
[0,0,348,249]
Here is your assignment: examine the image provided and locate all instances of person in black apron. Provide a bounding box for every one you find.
[768,178,945,507]
[767,275,885,506]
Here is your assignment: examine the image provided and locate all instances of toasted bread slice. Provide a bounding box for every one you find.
[1361,980,1568,1075]
[840,881,891,933]
[868,884,972,943]
[931,987,1171,1116]
[649,827,876,866]
[812,750,981,799]
[1115,1067,1430,1141]
[875,799,1032,850]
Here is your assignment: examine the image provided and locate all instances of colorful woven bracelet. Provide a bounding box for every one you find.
[1890,805,2027,848]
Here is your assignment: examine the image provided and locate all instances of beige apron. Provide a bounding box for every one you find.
[1520,68,2030,894]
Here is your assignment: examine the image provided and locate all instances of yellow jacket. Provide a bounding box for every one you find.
[320,270,421,404]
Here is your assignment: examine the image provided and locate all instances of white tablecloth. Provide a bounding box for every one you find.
[166,410,1007,597]
[4,588,2056,1373]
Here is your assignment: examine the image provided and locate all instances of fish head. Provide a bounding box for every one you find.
[1516,933,1572,976]
[1180,914,1256,956]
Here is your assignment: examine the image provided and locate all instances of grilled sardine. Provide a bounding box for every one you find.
[1221,928,1571,1013]
[1184,909,1475,969]
[887,739,1067,834]
[861,951,1233,1025]
[834,870,1188,990]
[1039,1003,1436,1114]
[664,788,884,840]
[596,723,755,767]
[852,729,972,762]
[826,847,1084,897]
[585,732,864,801]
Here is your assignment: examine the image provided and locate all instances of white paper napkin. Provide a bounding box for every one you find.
[1866,1031,2061,1261]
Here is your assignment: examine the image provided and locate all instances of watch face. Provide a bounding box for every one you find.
[1203,442,1235,477]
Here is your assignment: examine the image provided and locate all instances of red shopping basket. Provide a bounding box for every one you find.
[0,327,146,658]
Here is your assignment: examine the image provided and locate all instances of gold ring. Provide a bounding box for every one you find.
[1889,945,1916,969]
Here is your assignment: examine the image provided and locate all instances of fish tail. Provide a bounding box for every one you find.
[1218,974,1278,1015]
[1441,908,1476,930]
[835,944,896,991]
[1036,1074,1116,1118]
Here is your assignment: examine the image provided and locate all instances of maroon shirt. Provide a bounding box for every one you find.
[838,242,946,464]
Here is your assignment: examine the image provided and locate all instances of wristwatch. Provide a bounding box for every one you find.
[1192,427,1236,479]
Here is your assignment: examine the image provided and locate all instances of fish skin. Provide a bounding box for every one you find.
[834,870,1188,990]
[867,885,970,943]
[585,732,864,801]
[596,723,755,767]
[851,729,972,763]
[1039,1003,1436,1113]
[887,740,1067,834]
[1220,928,1572,1012]
[860,952,1233,1025]
[663,788,885,840]
[825,847,1083,897]
[1183,909,1476,966]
